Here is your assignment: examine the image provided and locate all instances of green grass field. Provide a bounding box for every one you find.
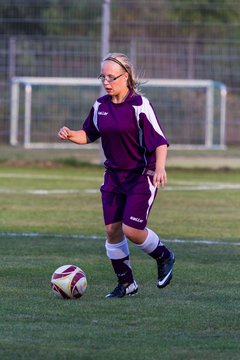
[0,159,240,360]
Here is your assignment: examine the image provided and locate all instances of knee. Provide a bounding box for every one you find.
[122,224,135,240]
[122,224,147,244]
[106,223,124,243]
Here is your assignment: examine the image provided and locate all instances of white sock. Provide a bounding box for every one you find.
[105,238,130,260]
[137,228,163,254]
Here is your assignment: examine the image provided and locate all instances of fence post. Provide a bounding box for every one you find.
[8,36,16,81]
[99,0,111,163]
[101,0,111,61]
[9,37,17,145]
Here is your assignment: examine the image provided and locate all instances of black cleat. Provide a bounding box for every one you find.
[105,280,138,298]
[157,251,175,288]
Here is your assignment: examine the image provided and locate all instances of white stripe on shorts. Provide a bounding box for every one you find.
[146,176,157,220]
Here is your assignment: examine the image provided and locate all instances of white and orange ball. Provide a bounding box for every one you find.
[51,265,87,299]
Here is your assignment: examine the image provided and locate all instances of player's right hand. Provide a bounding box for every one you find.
[58,126,72,140]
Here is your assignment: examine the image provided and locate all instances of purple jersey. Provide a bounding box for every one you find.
[82,91,169,172]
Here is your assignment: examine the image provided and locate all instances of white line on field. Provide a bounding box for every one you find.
[0,188,99,194]
[0,231,239,246]
[0,173,103,181]
[0,172,240,190]
[0,182,240,195]
[166,183,240,190]
[1,172,240,192]
[0,172,240,191]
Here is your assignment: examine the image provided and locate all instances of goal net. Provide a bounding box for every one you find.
[10,77,227,149]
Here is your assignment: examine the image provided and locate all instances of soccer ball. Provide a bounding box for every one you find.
[51,264,87,299]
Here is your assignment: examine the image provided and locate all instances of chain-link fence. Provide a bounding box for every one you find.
[1,0,240,146]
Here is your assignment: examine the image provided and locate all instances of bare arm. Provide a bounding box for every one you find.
[153,144,168,188]
[58,126,88,145]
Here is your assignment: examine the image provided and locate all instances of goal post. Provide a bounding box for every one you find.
[10,77,227,149]
[10,77,101,149]
[144,79,227,150]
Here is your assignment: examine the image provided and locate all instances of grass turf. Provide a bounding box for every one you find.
[0,164,240,359]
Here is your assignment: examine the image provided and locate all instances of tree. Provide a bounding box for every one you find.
[0,0,51,35]
[0,0,101,37]
[168,0,240,78]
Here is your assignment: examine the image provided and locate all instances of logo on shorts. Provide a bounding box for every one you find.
[98,111,108,116]
[144,169,155,176]
[130,216,144,223]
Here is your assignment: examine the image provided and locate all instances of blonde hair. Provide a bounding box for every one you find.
[102,52,141,95]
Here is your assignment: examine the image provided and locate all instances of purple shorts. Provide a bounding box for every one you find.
[100,170,158,230]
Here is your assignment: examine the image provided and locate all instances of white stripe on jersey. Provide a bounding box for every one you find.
[133,96,166,139]
[93,101,101,131]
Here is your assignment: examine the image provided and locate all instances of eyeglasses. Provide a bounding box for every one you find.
[98,73,126,83]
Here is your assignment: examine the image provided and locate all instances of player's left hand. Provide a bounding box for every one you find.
[153,168,167,188]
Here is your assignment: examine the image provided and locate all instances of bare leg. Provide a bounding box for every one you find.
[105,222,124,244]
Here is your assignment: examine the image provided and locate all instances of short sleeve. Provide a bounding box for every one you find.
[82,106,101,143]
[139,99,169,153]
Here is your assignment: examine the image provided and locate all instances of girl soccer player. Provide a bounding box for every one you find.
[58,53,175,298]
